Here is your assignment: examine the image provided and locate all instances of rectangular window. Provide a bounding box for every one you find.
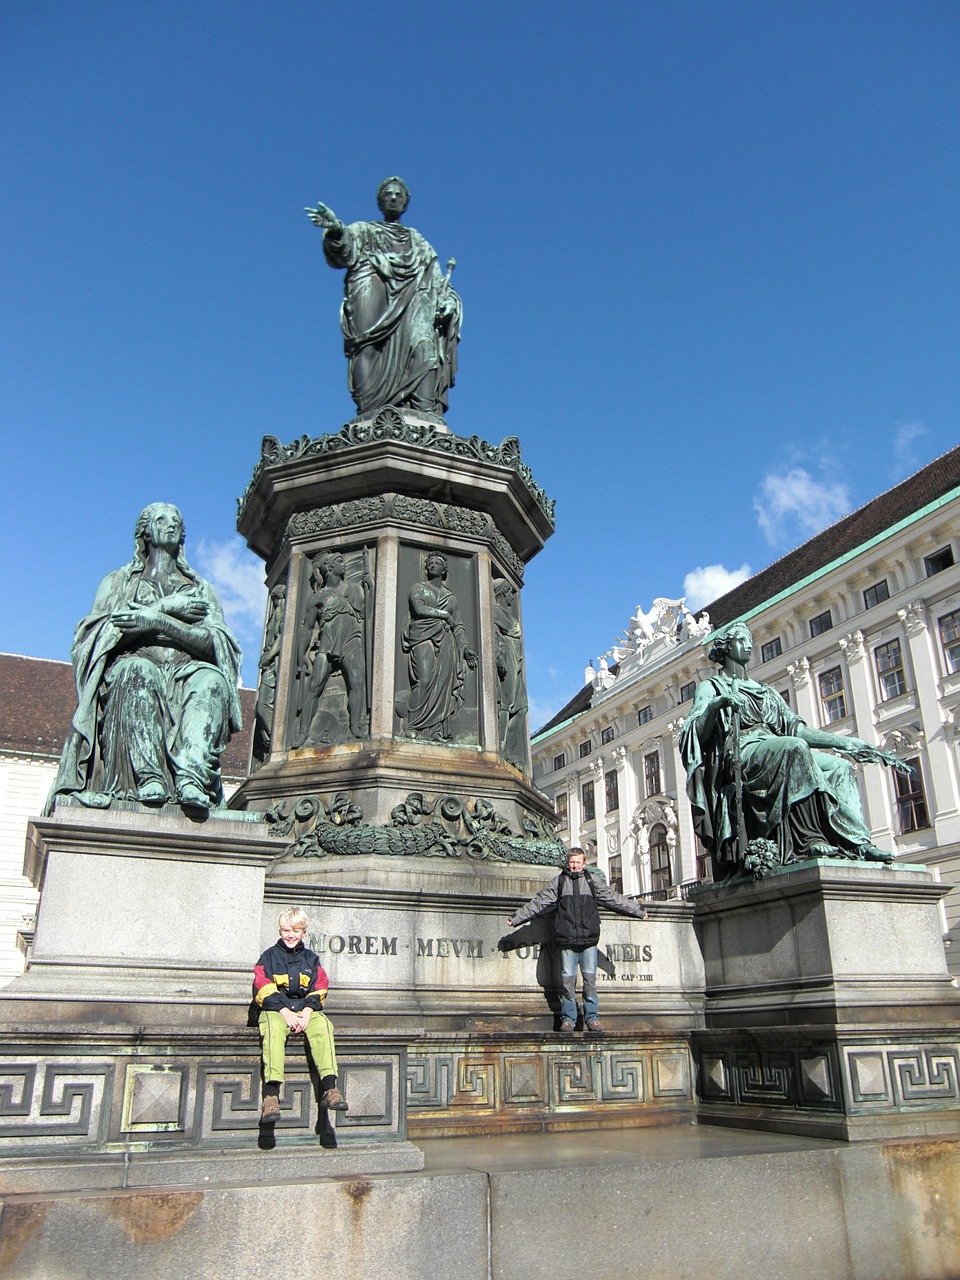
[875,639,906,700]
[552,753,565,772]
[819,666,847,723]
[601,726,616,745]
[579,740,592,759]
[863,580,890,609]
[925,546,955,577]
[895,757,930,833]
[679,681,695,703]
[760,637,783,663]
[778,687,791,707]
[939,611,960,674]
[809,609,833,638]
[637,705,653,726]
[581,781,596,823]
[644,750,662,798]
[651,827,672,892]
[555,792,568,827]
[604,768,619,812]
[608,854,623,894]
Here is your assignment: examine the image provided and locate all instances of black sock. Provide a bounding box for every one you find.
[320,1074,337,1093]
[263,1081,281,1098]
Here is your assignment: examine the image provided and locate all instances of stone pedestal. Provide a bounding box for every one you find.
[232,410,557,837]
[691,859,960,1140]
[0,809,420,1174]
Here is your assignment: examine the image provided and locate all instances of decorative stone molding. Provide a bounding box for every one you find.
[612,746,628,767]
[788,656,810,689]
[264,791,563,866]
[630,797,679,858]
[665,718,685,744]
[587,758,605,781]
[607,827,621,854]
[284,492,524,581]
[839,630,866,664]
[898,600,928,635]
[881,724,925,755]
[239,409,555,526]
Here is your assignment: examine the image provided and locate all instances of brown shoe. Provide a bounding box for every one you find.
[260,1095,280,1124]
[320,1086,349,1111]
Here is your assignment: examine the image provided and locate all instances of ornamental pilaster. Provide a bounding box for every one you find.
[838,630,866,664]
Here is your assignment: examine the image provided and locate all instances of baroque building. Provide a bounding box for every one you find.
[531,446,960,978]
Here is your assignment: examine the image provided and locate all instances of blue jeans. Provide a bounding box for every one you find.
[560,946,598,1024]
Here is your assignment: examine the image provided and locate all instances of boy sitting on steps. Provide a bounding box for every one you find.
[253,906,348,1144]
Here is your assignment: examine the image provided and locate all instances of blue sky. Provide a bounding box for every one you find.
[2,1,958,731]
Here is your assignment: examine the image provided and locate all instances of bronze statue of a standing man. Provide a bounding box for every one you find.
[306,178,462,418]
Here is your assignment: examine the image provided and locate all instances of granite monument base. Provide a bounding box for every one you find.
[691,859,960,1140]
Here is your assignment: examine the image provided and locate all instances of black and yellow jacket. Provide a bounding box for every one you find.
[253,939,328,1013]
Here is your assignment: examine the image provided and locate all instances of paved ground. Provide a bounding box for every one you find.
[418,1120,841,1173]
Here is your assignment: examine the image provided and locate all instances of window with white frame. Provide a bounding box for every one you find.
[679,681,695,703]
[875,639,906,700]
[925,546,955,577]
[894,757,930,833]
[637,705,653,725]
[809,609,833,638]
[760,636,782,662]
[644,750,662,797]
[601,725,616,745]
[863,580,890,609]
[650,825,672,892]
[552,752,565,772]
[604,769,619,812]
[555,791,568,827]
[581,781,596,822]
[579,740,592,759]
[818,666,847,722]
[939,610,960,674]
[608,854,623,894]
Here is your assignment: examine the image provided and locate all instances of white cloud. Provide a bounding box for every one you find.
[893,420,927,479]
[683,563,751,610]
[753,467,849,547]
[192,536,267,683]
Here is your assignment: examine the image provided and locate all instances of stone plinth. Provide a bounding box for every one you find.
[11,806,275,1007]
[263,860,705,1036]
[691,859,960,1140]
[0,1026,420,1177]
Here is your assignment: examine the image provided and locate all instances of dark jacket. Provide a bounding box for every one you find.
[510,868,644,949]
[253,939,328,1014]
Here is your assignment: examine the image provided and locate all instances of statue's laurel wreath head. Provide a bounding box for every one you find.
[706,620,752,666]
[377,175,410,213]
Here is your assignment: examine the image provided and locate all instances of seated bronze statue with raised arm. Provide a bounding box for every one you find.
[679,620,909,878]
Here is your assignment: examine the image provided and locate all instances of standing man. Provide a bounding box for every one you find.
[506,848,646,1035]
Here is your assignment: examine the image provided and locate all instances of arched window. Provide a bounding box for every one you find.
[650,824,672,894]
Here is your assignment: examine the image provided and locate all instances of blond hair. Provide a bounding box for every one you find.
[277,906,309,933]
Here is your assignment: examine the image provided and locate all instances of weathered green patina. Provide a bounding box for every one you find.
[237,408,555,529]
[47,503,242,816]
[306,178,461,418]
[265,791,563,865]
[679,620,909,879]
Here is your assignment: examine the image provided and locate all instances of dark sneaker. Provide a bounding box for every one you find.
[559,1020,576,1035]
[586,1019,603,1035]
[260,1095,280,1124]
[320,1086,349,1111]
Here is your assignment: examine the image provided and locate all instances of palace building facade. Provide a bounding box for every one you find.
[531,446,960,978]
